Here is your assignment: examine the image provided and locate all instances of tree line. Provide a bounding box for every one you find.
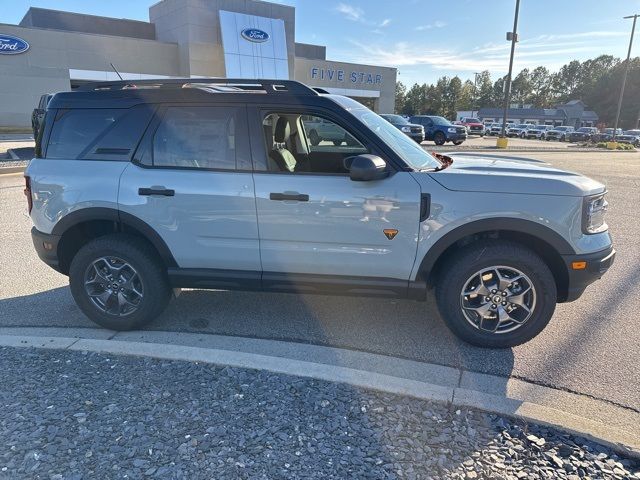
[395,55,640,128]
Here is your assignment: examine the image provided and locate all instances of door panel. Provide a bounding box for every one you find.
[119,164,260,270]
[253,172,422,279]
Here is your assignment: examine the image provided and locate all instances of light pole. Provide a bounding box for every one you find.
[611,14,638,147]
[472,72,481,118]
[497,0,521,148]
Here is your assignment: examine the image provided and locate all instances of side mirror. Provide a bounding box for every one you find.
[349,154,389,182]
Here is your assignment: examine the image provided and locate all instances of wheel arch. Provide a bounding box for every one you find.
[418,218,574,302]
[53,207,177,275]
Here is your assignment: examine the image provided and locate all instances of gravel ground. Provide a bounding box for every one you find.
[0,348,637,480]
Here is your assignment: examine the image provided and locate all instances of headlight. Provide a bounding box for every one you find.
[582,193,609,234]
[401,126,411,133]
[447,127,457,133]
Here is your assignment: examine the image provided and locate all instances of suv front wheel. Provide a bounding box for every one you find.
[435,240,557,348]
[69,234,172,331]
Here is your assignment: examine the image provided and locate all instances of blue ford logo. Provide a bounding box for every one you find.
[241,28,269,43]
[0,34,29,55]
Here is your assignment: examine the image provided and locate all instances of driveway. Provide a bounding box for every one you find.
[1,150,639,414]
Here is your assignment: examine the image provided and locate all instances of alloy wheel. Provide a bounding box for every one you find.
[460,266,536,334]
[84,256,143,316]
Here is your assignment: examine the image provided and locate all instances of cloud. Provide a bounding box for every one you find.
[334,3,390,28]
[338,26,626,78]
[335,3,364,22]
[415,21,447,31]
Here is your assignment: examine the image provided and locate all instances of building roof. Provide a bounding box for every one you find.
[477,100,598,122]
[19,7,156,40]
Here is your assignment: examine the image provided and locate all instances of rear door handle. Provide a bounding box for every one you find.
[270,192,309,202]
[138,187,175,197]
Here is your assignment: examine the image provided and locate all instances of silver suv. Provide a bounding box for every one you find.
[25,79,615,348]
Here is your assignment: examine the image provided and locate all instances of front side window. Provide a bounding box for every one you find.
[262,112,367,174]
[152,106,247,170]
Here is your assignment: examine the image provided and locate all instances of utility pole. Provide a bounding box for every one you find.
[612,14,638,144]
[498,0,521,147]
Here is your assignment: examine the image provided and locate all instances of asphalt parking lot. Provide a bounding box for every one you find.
[1,150,639,415]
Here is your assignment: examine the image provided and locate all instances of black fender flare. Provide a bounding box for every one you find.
[52,207,177,268]
[417,218,575,279]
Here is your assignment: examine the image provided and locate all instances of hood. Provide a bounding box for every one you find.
[427,155,605,196]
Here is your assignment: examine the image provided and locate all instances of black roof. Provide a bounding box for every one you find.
[49,78,324,109]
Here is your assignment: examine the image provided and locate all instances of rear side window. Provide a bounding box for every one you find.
[45,106,153,160]
[150,106,249,171]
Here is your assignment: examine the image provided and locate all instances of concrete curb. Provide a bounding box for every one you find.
[0,329,638,459]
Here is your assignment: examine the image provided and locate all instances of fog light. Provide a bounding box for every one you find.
[43,242,53,251]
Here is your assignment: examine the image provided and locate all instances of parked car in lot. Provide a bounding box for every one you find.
[616,129,640,147]
[409,115,467,145]
[569,127,599,143]
[303,116,356,146]
[458,117,485,136]
[594,128,624,143]
[25,78,614,348]
[380,114,425,143]
[507,123,535,138]
[525,125,551,140]
[31,93,53,138]
[486,123,503,136]
[545,126,575,141]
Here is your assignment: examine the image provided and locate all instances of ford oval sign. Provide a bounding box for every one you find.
[0,34,29,55]
[241,28,269,43]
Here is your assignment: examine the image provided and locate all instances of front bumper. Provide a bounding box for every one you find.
[406,131,425,142]
[561,245,615,302]
[446,132,467,142]
[31,227,63,274]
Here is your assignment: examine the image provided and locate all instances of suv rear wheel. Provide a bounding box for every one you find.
[69,234,172,331]
[435,240,557,348]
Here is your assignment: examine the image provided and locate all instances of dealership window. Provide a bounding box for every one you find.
[263,113,367,174]
[151,106,250,170]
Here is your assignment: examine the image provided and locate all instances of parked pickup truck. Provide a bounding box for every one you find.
[458,117,485,136]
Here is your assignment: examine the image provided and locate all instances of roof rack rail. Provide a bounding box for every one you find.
[75,78,318,95]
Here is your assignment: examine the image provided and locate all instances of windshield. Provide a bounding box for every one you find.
[556,126,571,131]
[465,118,481,123]
[431,116,452,126]
[381,114,409,125]
[624,130,640,135]
[517,124,530,128]
[577,127,593,132]
[331,97,439,170]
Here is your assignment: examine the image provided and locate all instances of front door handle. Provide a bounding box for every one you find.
[270,192,309,202]
[138,187,175,197]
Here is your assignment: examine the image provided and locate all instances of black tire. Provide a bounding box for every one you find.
[69,234,172,331]
[520,132,526,138]
[453,140,464,145]
[435,240,557,348]
[309,130,320,146]
[434,131,446,146]
[332,140,343,146]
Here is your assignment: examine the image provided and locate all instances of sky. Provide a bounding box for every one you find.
[2,0,638,85]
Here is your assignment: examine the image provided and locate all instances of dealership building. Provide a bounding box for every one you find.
[0,0,397,129]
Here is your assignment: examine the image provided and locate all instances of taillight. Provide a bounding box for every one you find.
[24,175,33,214]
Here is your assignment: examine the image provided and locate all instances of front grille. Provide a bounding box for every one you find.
[456,127,466,134]
[470,126,482,130]
[411,127,422,134]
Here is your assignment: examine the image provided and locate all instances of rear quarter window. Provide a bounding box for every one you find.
[45,106,153,160]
